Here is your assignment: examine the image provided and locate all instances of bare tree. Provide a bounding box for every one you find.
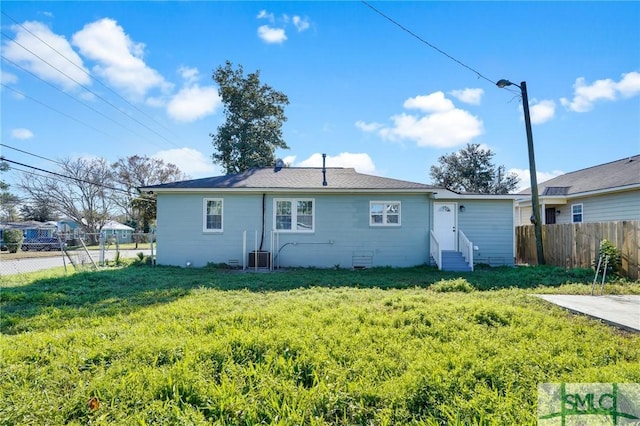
[112,155,187,232]
[19,157,116,243]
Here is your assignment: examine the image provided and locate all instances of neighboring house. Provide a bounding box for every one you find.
[100,220,134,243]
[0,221,57,239]
[58,218,135,243]
[58,218,83,240]
[515,155,640,226]
[142,166,516,271]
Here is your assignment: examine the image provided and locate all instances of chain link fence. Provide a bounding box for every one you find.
[1,233,155,277]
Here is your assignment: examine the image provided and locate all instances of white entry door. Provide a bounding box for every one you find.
[433,202,457,250]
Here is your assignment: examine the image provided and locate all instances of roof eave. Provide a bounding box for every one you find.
[143,187,436,194]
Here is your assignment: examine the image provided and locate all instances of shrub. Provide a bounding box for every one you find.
[132,252,153,266]
[594,239,622,277]
[430,278,475,293]
[3,229,24,253]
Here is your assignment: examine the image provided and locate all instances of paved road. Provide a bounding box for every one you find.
[536,294,640,332]
[0,249,151,276]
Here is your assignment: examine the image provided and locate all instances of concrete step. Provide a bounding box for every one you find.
[440,251,472,272]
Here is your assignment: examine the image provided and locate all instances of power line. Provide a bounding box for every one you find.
[1,10,183,142]
[6,161,158,206]
[2,54,160,144]
[361,1,498,87]
[1,31,185,150]
[0,144,180,200]
[1,83,115,138]
[1,157,131,194]
[1,16,215,170]
[7,164,158,209]
[0,143,64,166]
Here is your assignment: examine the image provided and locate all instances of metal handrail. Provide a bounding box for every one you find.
[430,230,442,270]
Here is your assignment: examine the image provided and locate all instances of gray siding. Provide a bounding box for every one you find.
[156,193,431,268]
[566,191,640,223]
[455,199,515,266]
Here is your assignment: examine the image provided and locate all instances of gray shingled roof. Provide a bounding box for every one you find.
[519,155,640,196]
[142,167,437,191]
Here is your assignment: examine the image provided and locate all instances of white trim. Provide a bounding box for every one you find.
[273,198,315,233]
[203,198,224,232]
[369,201,401,227]
[145,187,435,195]
[571,203,583,224]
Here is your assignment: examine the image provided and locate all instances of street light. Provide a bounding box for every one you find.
[496,79,545,265]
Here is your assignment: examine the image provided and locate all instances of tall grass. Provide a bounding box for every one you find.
[1,265,639,425]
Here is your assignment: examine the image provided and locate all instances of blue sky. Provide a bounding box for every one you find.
[2,1,639,192]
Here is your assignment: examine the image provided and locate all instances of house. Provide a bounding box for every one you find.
[58,218,135,243]
[58,218,83,241]
[100,220,134,243]
[515,155,640,226]
[0,221,57,239]
[141,166,516,271]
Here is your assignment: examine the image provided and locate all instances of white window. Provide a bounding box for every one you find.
[203,198,223,232]
[571,203,583,223]
[370,201,401,226]
[275,199,314,232]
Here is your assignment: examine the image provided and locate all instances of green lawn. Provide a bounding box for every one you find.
[1,265,639,425]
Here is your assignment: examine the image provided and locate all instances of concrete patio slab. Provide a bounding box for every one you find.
[535,295,640,332]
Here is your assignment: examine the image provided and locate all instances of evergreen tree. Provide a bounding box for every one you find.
[211,61,289,174]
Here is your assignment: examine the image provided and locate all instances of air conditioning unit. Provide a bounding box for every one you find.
[248,250,271,268]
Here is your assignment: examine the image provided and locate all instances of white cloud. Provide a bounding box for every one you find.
[383,111,483,148]
[560,71,640,112]
[529,100,556,124]
[359,92,483,149]
[449,88,484,105]
[11,128,34,139]
[257,25,287,44]
[256,10,310,43]
[281,155,296,166]
[153,148,218,178]
[403,92,454,113]
[164,66,221,122]
[166,85,221,122]
[510,168,565,192]
[292,16,310,32]
[295,152,377,175]
[178,66,199,85]
[1,71,18,85]
[257,10,275,22]
[3,21,90,91]
[72,18,171,99]
[617,71,640,98]
[355,120,383,132]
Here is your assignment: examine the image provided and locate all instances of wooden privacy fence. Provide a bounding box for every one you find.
[516,221,639,280]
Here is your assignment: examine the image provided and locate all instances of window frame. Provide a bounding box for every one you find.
[274,198,315,233]
[369,201,401,227]
[203,198,224,233]
[571,203,583,224]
